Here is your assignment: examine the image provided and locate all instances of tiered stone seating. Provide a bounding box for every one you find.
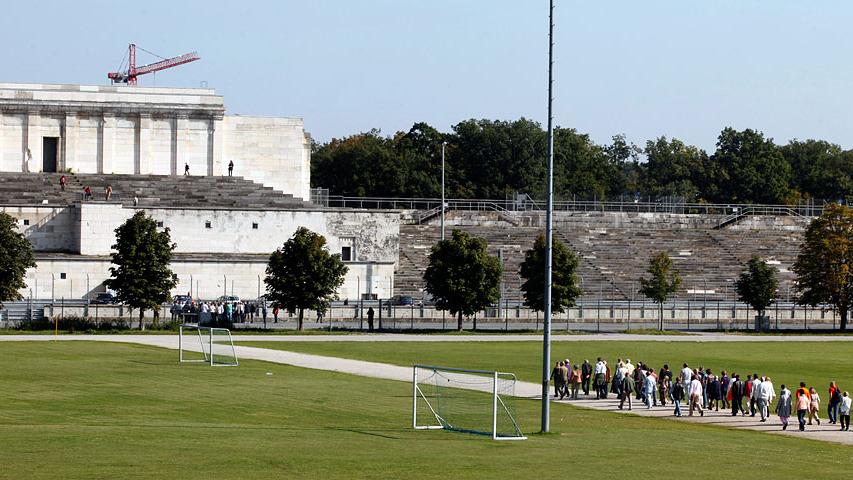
[395,224,804,302]
[0,172,315,209]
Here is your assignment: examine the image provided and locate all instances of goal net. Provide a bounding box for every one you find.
[179,324,239,367]
[413,365,526,440]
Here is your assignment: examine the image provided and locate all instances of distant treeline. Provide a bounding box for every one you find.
[311,119,853,204]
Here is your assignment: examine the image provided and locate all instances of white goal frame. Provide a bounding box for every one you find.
[412,364,526,441]
[179,324,239,367]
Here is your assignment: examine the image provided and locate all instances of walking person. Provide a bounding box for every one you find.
[689,374,704,417]
[550,361,567,399]
[184,162,190,175]
[671,379,685,417]
[619,373,635,410]
[658,364,672,407]
[720,370,731,410]
[59,174,67,191]
[758,376,775,422]
[581,359,592,396]
[643,369,657,409]
[594,358,607,399]
[680,363,693,396]
[367,307,375,332]
[707,370,721,412]
[795,382,811,431]
[750,373,761,417]
[775,385,793,430]
[731,374,747,416]
[840,391,852,431]
[570,365,581,399]
[828,382,841,424]
[228,160,234,176]
[808,387,821,425]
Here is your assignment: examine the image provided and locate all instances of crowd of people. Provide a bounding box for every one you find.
[171,298,272,324]
[550,357,852,432]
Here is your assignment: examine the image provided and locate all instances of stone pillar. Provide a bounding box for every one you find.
[63,113,78,172]
[25,111,41,172]
[170,117,178,175]
[137,113,151,174]
[174,114,188,175]
[100,113,115,174]
[0,110,5,170]
[208,117,223,176]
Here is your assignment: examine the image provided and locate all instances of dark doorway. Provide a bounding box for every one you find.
[42,137,58,173]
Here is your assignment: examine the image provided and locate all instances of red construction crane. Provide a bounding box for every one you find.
[107,43,200,85]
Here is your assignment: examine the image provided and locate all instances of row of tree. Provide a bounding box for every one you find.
[0,205,851,330]
[312,120,853,204]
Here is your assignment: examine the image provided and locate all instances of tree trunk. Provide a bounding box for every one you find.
[457,311,463,331]
[841,307,848,331]
[297,309,304,331]
[658,303,663,331]
[139,308,145,331]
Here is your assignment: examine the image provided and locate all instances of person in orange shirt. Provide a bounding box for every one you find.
[795,382,811,431]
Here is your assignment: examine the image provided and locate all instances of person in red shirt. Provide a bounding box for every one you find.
[83,186,92,200]
[59,175,66,191]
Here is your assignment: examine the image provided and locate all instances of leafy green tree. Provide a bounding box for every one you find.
[735,256,779,318]
[781,140,853,202]
[104,211,177,329]
[639,252,682,331]
[265,227,348,331]
[792,204,853,330]
[519,233,582,313]
[0,213,36,307]
[709,128,792,203]
[423,229,502,330]
[642,136,708,200]
[311,130,404,197]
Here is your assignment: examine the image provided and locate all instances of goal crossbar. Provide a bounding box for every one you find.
[412,364,526,441]
[179,324,239,367]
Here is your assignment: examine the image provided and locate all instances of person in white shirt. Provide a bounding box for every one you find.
[625,359,635,376]
[750,374,762,416]
[839,391,852,431]
[689,374,704,417]
[757,377,775,422]
[593,358,607,399]
[680,363,693,392]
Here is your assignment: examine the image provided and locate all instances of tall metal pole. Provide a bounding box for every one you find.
[441,141,447,241]
[541,0,555,433]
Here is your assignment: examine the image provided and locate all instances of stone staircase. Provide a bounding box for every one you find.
[0,172,315,209]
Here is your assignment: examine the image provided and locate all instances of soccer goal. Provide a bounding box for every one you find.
[179,324,239,367]
[412,365,526,440]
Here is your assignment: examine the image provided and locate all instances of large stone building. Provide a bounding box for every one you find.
[0,83,400,303]
[0,83,310,200]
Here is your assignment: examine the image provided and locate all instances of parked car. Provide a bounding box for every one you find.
[90,292,117,304]
[173,294,192,305]
[217,295,241,303]
[389,295,414,306]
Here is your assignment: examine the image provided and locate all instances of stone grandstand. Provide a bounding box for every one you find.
[0,172,315,209]
[394,217,805,303]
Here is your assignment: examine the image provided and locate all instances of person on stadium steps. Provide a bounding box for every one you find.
[829,382,841,424]
[689,374,704,417]
[83,185,92,200]
[795,382,811,431]
[671,379,685,417]
[757,376,775,422]
[228,160,234,176]
[59,174,66,191]
[184,162,190,175]
[105,185,112,201]
[775,385,792,430]
[581,359,592,396]
[840,392,852,431]
[808,387,821,425]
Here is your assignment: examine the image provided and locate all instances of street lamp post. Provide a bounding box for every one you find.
[441,141,447,241]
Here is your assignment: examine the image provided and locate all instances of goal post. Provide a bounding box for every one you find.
[179,324,239,367]
[413,364,526,440]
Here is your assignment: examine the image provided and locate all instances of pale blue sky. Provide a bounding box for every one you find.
[2,1,852,151]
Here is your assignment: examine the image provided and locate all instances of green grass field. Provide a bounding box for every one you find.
[238,340,853,394]
[0,341,850,479]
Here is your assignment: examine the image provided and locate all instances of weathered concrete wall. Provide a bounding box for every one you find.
[23,256,395,302]
[222,116,310,201]
[0,205,79,252]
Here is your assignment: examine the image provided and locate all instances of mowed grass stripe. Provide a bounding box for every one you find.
[0,341,848,480]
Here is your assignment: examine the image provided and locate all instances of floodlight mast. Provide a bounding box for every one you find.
[541,0,556,434]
